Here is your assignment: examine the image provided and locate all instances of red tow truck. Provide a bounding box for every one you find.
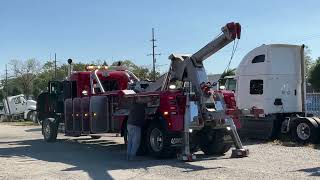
[37,22,248,158]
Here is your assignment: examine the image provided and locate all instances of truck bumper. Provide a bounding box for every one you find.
[166,131,184,147]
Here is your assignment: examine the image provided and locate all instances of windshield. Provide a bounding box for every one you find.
[225,79,236,91]
[101,79,119,91]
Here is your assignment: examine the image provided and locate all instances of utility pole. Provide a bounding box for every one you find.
[5,64,8,98]
[54,53,57,80]
[148,28,161,81]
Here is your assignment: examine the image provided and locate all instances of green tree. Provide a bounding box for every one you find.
[31,61,87,97]
[309,57,320,91]
[111,60,159,80]
[0,89,3,100]
[10,59,41,98]
[304,45,313,78]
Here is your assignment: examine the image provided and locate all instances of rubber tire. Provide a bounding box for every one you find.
[146,122,175,158]
[30,111,38,124]
[26,111,32,121]
[200,130,232,155]
[291,119,319,144]
[42,118,58,142]
[91,135,101,139]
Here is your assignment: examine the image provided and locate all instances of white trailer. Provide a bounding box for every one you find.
[224,44,320,143]
[0,94,37,122]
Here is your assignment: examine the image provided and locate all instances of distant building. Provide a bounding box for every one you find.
[207,74,222,83]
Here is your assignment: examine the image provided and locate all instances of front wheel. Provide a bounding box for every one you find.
[291,119,319,144]
[42,118,58,142]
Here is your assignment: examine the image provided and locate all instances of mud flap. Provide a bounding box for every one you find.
[64,98,73,135]
[90,96,110,133]
[238,116,275,139]
[73,98,82,135]
[81,97,90,134]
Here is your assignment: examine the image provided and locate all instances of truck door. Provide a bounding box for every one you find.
[13,96,25,114]
[11,96,26,115]
[48,81,64,113]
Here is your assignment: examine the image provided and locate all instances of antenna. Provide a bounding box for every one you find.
[147,28,161,81]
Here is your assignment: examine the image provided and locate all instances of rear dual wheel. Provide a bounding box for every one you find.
[147,122,175,158]
[291,119,319,144]
[200,129,232,155]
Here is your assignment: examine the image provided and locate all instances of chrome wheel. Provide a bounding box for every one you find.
[296,122,311,141]
[149,128,163,152]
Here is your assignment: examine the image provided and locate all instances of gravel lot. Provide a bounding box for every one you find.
[0,123,319,180]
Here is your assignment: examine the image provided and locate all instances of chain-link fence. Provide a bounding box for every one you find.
[306,93,320,116]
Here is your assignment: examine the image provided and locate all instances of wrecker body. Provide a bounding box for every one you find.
[37,22,247,158]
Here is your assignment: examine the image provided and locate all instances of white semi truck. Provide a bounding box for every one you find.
[0,94,37,122]
[222,44,320,143]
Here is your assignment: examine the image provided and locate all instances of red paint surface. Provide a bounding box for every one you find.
[159,91,185,132]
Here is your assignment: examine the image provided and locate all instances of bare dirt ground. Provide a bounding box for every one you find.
[0,123,319,180]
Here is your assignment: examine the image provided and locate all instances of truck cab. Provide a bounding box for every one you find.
[0,94,37,121]
[223,44,320,143]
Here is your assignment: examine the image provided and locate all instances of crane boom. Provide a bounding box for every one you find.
[191,22,241,66]
[163,22,241,90]
[163,22,247,160]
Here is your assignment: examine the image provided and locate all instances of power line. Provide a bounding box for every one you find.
[147,28,161,81]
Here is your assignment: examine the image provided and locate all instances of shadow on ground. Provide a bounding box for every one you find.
[0,137,224,179]
[297,167,320,176]
[240,135,320,150]
[24,127,42,132]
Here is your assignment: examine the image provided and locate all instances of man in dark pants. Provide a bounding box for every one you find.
[127,101,145,161]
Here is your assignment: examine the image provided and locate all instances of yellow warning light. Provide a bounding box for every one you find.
[86,65,109,71]
[86,65,95,71]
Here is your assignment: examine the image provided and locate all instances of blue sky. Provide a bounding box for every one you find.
[0,0,319,76]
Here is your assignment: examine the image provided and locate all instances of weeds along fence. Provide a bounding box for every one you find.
[306,93,320,116]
